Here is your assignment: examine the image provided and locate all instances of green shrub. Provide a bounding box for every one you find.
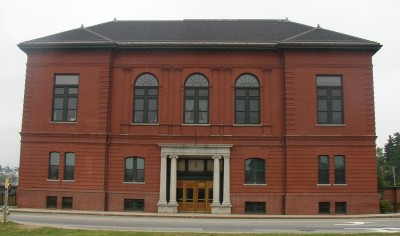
[380,199,393,213]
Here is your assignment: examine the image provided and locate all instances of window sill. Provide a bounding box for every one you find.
[131,123,159,126]
[181,124,210,126]
[317,184,331,186]
[233,124,262,127]
[243,184,267,186]
[62,180,75,183]
[123,182,145,184]
[333,184,347,186]
[316,124,346,127]
[50,121,78,124]
[46,179,60,182]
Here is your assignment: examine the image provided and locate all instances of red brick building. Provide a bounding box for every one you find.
[17,19,381,214]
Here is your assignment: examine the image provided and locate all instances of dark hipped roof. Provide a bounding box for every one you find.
[18,19,381,52]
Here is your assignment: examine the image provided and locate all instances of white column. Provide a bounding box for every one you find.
[222,155,232,206]
[169,155,178,205]
[212,155,221,206]
[157,154,168,206]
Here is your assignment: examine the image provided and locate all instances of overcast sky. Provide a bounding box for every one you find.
[1,0,399,167]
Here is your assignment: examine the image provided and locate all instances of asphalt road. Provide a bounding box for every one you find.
[9,212,400,234]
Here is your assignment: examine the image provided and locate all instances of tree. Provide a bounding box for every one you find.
[380,132,400,187]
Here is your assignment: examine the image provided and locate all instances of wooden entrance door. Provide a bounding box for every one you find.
[177,180,213,212]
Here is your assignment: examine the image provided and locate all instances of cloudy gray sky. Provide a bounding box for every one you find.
[1,0,399,167]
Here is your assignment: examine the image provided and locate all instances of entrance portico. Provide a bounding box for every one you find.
[157,144,233,214]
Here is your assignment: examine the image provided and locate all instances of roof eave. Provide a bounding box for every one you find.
[278,42,382,53]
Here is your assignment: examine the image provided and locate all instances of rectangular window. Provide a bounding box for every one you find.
[124,157,145,182]
[245,158,265,184]
[335,202,347,214]
[52,74,79,122]
[319,202,330,214]
[317,75,343,124]
[64,152,75,180]
[245,202,266,214]
[124,199,144,211]
[62,197,73,209]
[48,152,60,180]
[334,155,346,184]
[46,196,57,208]
[318,155,329,184]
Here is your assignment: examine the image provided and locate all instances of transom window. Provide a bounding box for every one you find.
[184,74,209,124]
[317,75,343,124]
[48,152,60,180]
[245,158,265,184]
[125,157,145,182]
[52,74,79,122]
[133,73,158,123]
[235,74,260,124]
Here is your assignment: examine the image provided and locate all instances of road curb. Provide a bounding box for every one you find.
[8,207,400,219]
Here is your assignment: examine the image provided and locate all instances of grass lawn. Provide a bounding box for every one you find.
[1,221,399,236]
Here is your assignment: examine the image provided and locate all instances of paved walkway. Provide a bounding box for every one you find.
[7,207,400,219]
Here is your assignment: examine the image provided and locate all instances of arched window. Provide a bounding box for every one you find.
[124,157,145,182]
[245,158,265,184]
[235,74,260,124]
[133,73,158,123]
[184,74,209,124]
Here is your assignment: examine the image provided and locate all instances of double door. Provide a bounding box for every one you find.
[177,180,213,213]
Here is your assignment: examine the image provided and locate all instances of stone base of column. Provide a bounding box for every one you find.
[157,202,178,213]
[211,204,232,214]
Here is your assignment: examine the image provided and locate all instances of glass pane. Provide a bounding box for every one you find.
[54,98,64,109]
[332,112,343,124]
[198,89,209,96]
[236,100,245,111]
[135,88,145,96]
[64,166,74,180]
[198,188,205,202]
[136,169,144,182]
[185,89,195,96]
[135,99,144,110]
[148,111,157,123]
[318,156,329,168]
[68,88,78,95]
[134,111,143,123]
[177,188,183,202]
[250,100,259,111]
[249,89,259,97]
[137,158,144,169]
[126,158,133,169]
[136,74,158,86]
[319,170,329,184]
[185,74,209,87]
[54,88,65,95]
[249,112,259,123]
[188,159,204,172]
[55,75,79,85]
[318,112,328,123]
[125,171,133,182]
[332,100,342,111]
[68,98,77,109]
[236,112,245,124]
[50,153,59,165]
[236,89,246,97]
[65,153,75,165]
[317,89,327,96]
[67,110,76,122]
[177,159,185,171]
[199,100,208,111]
[53,110,63,121]
[236,74,259,87]
[148,88,158,96]
[208,188,213,203]
[331,89,342,96]
[148,99,157,110]
[256,170,265,184]
[318,99,328,111]
[185,112,194,123]
[199,112,208,123]
[186,188,193,202]
[317,76,341,86]
[185,100,194,111]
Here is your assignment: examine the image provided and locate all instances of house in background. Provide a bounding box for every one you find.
[17,19,381,214]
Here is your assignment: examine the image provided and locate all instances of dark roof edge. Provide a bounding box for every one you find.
[278,42,382,53]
